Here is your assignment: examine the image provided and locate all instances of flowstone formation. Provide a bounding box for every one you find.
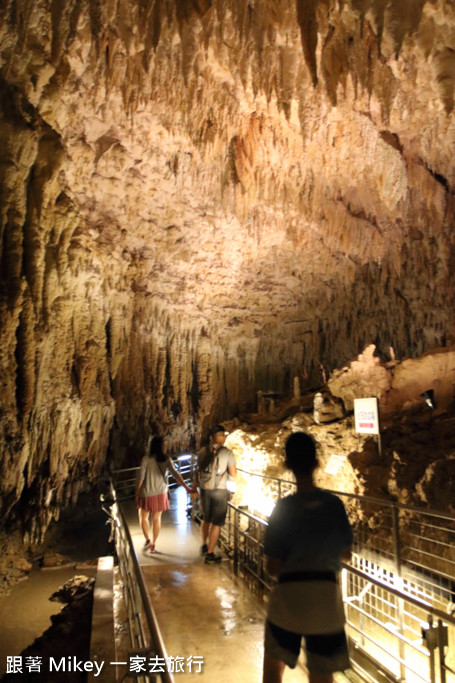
[1,1,455,541]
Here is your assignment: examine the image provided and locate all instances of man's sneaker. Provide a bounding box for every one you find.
[200,544,208,556]
[204,552,221,564]
[147,544,155,554]
[144,539,151,549]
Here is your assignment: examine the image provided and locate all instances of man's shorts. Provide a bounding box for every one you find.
[264,619,350,674]
[200,488,229,526]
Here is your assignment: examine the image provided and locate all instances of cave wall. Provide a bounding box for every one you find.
[1,0,455,539]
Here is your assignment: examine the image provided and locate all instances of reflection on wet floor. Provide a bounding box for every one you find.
[144,562,268,682]
[124,488,306,681]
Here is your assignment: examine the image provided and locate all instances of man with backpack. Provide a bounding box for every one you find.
[193,425,237,564]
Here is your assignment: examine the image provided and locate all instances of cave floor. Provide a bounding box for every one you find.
[121,489,351,683]
[0,564,97,660]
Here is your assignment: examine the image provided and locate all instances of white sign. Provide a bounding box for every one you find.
[354,397,380,435]
[324,454,347,475]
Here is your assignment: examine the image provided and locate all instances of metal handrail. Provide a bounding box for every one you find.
[111,462,454,683]
[223,500,455,628]
[118,462,455,523]
[220,500,455,683]
[117,461,455,603]
[110,480,175,683]
[236,467,455,522]
[342,562,455,627]
[112,462,193,477]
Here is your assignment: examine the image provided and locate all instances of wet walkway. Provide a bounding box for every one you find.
[122,488,347,683]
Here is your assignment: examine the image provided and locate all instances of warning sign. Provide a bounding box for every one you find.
[354,397,380,435]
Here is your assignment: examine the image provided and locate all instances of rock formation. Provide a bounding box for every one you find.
[228,396,455,517]
[328,343,455,420]
[1,0,455,540]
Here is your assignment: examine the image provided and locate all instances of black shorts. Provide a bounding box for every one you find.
[264,619,349,673]
[200,489,229,526]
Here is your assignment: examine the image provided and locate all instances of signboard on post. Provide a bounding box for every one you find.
[354,397,380,435]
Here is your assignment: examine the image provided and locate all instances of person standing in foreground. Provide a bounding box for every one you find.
[193,425,237,564]
[136,435,191,554]
[262,432,353,683]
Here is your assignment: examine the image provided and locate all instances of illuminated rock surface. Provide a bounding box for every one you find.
[1,1,455,543]
[228,403,455,517]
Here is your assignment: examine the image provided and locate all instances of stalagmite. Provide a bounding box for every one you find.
[293,376,301,400]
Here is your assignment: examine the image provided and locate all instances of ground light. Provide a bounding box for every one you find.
[420,390,437,410]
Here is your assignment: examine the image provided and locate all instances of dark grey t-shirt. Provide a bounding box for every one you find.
[264,489,353,574]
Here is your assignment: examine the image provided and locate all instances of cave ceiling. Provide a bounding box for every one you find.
[1,0,455,537]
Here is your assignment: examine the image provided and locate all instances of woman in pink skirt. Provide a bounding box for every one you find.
[136,435,191,553]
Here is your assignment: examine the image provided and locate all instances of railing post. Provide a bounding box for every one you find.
[391,504,402,575]
[190,453,196,521]
[392,504,406,682]
[359,590,365,647]
[234,508,239,576]
[428,614,437,683]
[438,619,448,683]
[259,530,264,589]
[341,567,348,603]
[255,520,261,590]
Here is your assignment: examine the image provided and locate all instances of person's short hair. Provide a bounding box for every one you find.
[284,432,318,477]
[211,424,227,436]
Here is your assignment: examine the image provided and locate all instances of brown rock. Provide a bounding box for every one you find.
[415,456,455,513]
[0,553,33,595]
[289,412,314,432]
[328,345,392,412]
[50,575,95,603]
[328,344,455,424]
[313,392,345,424]
[41,552,75,569]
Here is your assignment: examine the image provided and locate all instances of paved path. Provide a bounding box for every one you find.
[123,488,305,682]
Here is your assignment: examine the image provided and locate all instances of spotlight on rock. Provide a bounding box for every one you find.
[420,390,436,410]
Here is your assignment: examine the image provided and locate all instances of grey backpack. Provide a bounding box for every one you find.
[198,447,229,490]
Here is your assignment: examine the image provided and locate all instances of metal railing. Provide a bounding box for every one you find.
[111,461,455,683]
[343,561,452,683]
[236,467,455,610]
[225,468,455,683]
[112,458,193,495]
[105,481,175,683]
[217,498,455,683]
